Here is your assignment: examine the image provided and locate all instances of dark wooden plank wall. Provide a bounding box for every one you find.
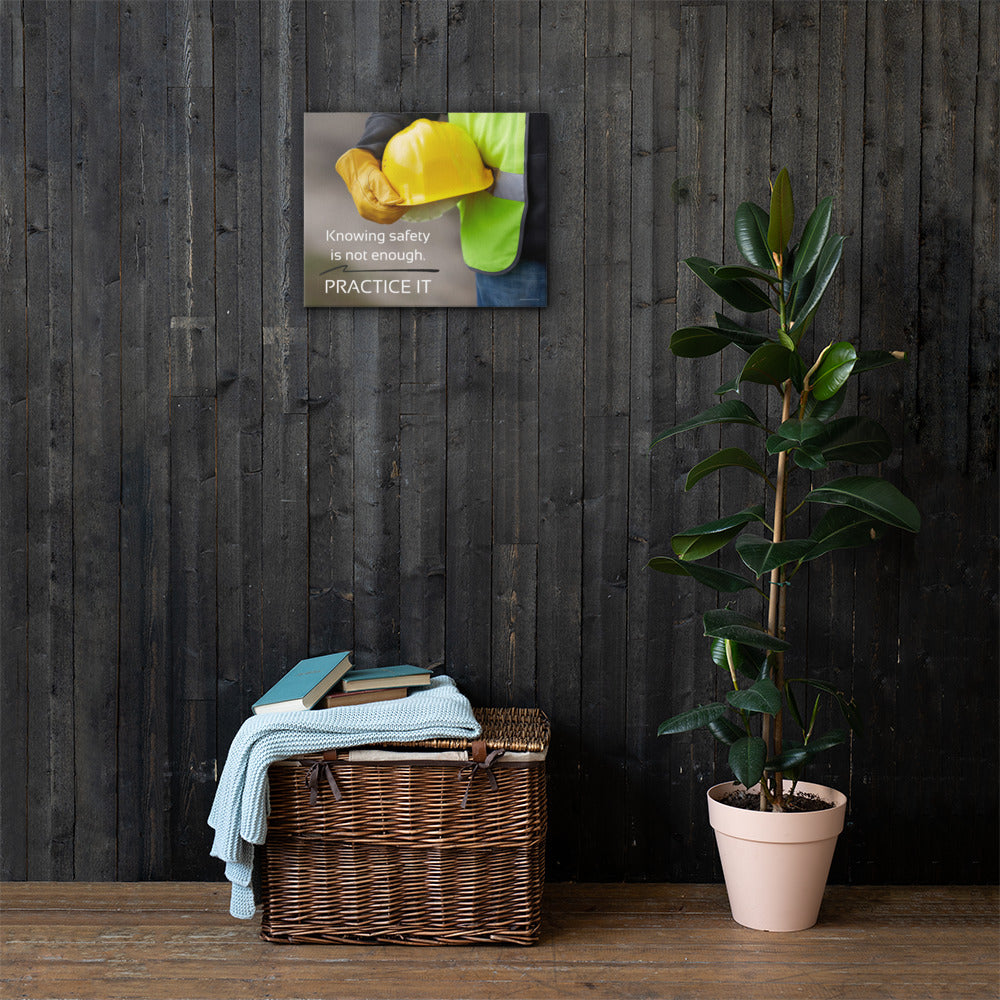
[0,0,996,884]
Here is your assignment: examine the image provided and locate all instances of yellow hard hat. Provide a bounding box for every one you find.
[381,118,494,206]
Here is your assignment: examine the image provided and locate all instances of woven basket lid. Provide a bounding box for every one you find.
[379,706,549,753]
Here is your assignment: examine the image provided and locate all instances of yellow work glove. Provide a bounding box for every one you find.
[335,148,407,225]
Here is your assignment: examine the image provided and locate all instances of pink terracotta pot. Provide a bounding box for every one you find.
[707,779,847,932]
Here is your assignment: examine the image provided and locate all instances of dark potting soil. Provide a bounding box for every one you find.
[721,789,835,813]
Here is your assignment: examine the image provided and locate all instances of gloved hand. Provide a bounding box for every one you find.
[335,148,407,225]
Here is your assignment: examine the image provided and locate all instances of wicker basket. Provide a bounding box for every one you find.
[259,707,549,946]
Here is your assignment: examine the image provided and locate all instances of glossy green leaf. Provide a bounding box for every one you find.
[669,326,732,358]
[766,417,827,454]
[670,324,773,358]
[803,508,881,562]
[792,445,829,471]
[685,257,773,313]
[729,736,767,788]
[734,201,774,269]
[712,314,773,354]
[715,375,741,395]
[767,167,794,253]
[651,400,764,448]
[854,349,907,374]
[648,556,757,593]
[712,264,780,286]
[811,341,858,400]
[735,535,815,577]
[805,475,920,532]
[785,683,805,730]
[788,233,845,325]
[791,197,833,282]
[685,447,770,490]
[711,637,767,681]
[766,744,813,771]
[671,505,766,561]
[803,384,847,421]
[815,416,892,465]
[708,716,745,746]
[703,608,791,651]
[727,677,782,716]
[738,343,806,391]
[658,702,727,736]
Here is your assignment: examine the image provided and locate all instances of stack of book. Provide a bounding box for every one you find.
[251,651,432,715]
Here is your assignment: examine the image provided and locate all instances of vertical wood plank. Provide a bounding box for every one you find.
[853,0,923,883]
[491,1,540,707]
[305,3,356,663]
[168,397,217,878]
[117,0,172,879]
[969,0,999,488]
[579,0,631,879]
[398,0,448,671]
[537,0,585,880]
[213,2,265,755]
[0,0,28,881]
[165,0,217,881]
[626,0,681,881]
[904,0,987,881]
[351,0,402,670]
[70,0,120,880]
[668,0,728,882]
[23,0,74,880]
[261,1,309,686]
[445,0,494,706]
[966,0,1000,882]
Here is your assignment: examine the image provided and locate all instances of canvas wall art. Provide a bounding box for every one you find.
[303,112,548,308]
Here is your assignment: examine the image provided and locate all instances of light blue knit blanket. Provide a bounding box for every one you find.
[208,675,480,918]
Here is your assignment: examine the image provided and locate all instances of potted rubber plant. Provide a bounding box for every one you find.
[651,168,919,931]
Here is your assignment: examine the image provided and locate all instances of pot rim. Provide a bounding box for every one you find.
[707,779,847,844]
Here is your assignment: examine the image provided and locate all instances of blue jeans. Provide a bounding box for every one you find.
[475,259,547,307]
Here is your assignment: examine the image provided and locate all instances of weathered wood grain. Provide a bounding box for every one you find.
[1,883,997,1000]
[853,0,924,885]
[22,0,74,881]
[536,0,585,881]
[625,0,681,884]
[491,3,541,708]
[117,0,172,880]
[0,0,28,882]
[69,0,120,881]
[578,0,632,881]
[213,1,265,751]
[444,0,495,709]
[0,0,997,886]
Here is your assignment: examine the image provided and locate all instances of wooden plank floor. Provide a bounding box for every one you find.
[1,883,997,1000]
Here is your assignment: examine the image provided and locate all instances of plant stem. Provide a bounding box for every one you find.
[764,378,794,811]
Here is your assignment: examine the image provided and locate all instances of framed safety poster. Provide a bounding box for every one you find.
[303,112,548,308]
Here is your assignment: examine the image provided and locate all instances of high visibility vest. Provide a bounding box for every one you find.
[448,112,528,275]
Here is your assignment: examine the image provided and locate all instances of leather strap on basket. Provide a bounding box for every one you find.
[460,748,504,809]
[306,760,343,806]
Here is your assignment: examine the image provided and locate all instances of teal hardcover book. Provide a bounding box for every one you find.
[251,651,354,714]
[340,664,433,693]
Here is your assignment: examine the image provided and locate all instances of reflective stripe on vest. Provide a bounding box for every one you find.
[448,112,528,275]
